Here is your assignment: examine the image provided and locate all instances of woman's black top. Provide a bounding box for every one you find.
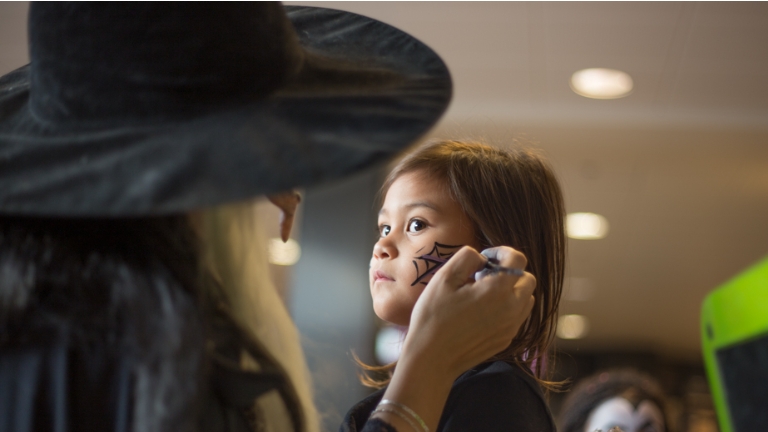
[341,361,556,432]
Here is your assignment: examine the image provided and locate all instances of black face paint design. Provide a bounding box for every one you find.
[411,242,463,286]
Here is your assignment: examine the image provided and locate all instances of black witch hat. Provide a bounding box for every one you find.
[0,2,451,216]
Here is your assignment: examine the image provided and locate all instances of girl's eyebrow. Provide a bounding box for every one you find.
[378,201,439,216]
[404,201,439,212]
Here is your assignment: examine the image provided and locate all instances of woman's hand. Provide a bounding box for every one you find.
[373,246,535,431]
[403,245,536,379]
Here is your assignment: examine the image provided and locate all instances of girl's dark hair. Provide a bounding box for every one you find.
[358,139,566,391]
[0,215,205,430]
[558,369,670,432]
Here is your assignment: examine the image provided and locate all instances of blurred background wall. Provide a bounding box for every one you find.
[4,2,768,431]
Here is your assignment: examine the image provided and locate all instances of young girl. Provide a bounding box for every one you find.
[343,139,566,431]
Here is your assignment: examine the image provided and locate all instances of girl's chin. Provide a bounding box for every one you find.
[372,303,412,327]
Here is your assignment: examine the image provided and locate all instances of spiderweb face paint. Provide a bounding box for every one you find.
[411,242,462,286]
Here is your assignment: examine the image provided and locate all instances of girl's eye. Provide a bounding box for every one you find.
[380,225,391,237]
[407,219,426,233]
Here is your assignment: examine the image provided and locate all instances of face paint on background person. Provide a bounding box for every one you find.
[584,397,665,432]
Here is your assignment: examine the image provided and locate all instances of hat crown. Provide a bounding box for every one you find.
[0,5,452,217]
[27,2,303,124]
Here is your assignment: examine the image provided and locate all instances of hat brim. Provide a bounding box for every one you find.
[0,6,451,216]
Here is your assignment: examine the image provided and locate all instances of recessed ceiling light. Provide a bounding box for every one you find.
[557,314,590,339]
[570,68,633,99]
[269,238,302,266]
[567,212,609,239]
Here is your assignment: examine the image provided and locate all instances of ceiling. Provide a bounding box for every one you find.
[3,2,768,362]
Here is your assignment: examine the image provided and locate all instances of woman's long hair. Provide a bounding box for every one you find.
[359,139,566,392]
[0,215,205,431]
[0,201,320,432]
[197,199,320,432]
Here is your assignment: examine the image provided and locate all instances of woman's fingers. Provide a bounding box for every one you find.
[484,246,528,269]
[428,246,487,292]
[472,246,532,334]
[474,246,527,280]
[466,247,537,353]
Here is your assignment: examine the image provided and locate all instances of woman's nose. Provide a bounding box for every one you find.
[373,238,397,260]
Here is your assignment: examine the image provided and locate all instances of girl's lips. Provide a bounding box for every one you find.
[374,270,394,281]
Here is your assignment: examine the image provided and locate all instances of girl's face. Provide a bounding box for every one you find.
[370,170,481,326]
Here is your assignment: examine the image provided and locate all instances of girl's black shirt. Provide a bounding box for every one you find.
[340,361,556,432]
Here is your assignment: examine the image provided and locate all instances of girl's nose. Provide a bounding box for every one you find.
[373,238,397,260]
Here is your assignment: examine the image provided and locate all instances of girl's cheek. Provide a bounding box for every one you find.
[412,273,431,289]
[414,276,432,293]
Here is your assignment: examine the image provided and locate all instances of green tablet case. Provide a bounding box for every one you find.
[701,256,768,432]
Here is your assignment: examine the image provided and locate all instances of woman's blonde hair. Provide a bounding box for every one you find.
[360,139,566,391]
[197,200,320,432]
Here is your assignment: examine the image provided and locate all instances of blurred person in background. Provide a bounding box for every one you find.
[558,369,669,432]
[0,3,536,432]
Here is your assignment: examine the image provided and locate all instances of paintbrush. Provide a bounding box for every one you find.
[419,254,525,276]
